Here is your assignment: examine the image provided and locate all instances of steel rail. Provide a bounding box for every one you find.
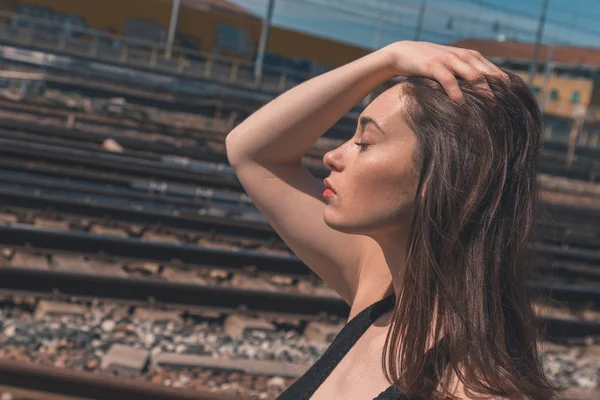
[0,358,244,400]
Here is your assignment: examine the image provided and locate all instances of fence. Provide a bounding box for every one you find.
[0,10,316,93]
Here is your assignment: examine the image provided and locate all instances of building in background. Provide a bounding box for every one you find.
[450,39,600,145]
[451,39,600,120]
[0,0,370,77]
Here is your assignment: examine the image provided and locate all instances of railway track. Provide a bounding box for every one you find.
[1,181,599,274]
[0,99,598,182]
[0,207,598,280]
[1,259,598,340]
[0,358,243,400]
[0,115,597,219]
[0,68,358,140]
[0,223,599,338]
[0,285,598,399]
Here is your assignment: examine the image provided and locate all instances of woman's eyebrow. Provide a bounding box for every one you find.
[359,116,387,135]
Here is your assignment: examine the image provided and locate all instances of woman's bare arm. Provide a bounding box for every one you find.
[225,46,396,166]
[224,46,397,305]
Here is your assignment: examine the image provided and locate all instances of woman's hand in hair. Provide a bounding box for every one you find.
[382,40,509,104]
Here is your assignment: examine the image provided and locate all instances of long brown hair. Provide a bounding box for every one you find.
[381,70,567,399]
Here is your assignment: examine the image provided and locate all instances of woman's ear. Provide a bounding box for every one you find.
[420,183,427,201]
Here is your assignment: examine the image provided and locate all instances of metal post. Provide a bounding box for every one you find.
[165,0,181,59]
[204,56,213,77]
[566,117,583,169]
[120,43,129,62]
[374,17,383,49]
[365,1,385,105]
[230,61,239,82]
[528,0,549,85]
[540,42,554,113]
[90,35,98,56]
[413,0,427,41]
[566,104,586,169]
[150,47,158,66]
[254,0,276,85]
[373,0,384,49]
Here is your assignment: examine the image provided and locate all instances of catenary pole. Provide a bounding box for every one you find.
[414,0,427,41]
[528,0,549,85]
[255,0,276,84]
[165,0,181,59]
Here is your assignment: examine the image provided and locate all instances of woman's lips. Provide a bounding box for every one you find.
[324,179,336,192]
[323,188,336,198]
[323,179,336,198]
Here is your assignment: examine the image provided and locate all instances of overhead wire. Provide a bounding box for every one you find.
[462,0,600,41]
[275,0,465,47]
[235,0,588,47]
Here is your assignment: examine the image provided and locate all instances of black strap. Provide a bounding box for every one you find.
[277,294,397,400]
[277,293,450,400]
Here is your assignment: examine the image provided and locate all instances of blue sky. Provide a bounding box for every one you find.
[228,0,600,50]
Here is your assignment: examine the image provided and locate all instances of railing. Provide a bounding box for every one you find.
[0,10,319,93]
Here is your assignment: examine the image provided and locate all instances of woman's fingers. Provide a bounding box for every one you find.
[433,48,511,102]
[471,52,509,80]
[396,42,511,104]
[429,61,465,104]
[449,47,507,79]
[444,53,493,96]
[479,56,509,79]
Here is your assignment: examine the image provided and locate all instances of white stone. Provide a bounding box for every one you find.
[267,376,286,388]
[4,325,15,337]
[101,320,115,332]
[144,333,156,347]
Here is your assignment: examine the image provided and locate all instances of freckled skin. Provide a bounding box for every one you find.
[322,83,419,240]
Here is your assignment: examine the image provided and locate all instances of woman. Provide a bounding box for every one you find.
[225,41,564,399]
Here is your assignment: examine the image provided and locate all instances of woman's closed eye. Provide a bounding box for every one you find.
[354,141,370,152]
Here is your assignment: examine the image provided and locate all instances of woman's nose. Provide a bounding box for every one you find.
[323,148,342,171]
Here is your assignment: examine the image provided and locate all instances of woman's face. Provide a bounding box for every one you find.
[322,84,420,237]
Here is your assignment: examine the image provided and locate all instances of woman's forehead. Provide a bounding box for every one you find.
[363,87,411,136]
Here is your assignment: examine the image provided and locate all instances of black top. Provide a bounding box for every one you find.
[276,293,411,399]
